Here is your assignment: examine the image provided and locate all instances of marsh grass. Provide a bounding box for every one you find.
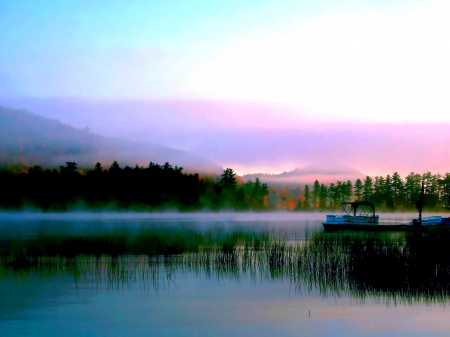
[2,230,450,305]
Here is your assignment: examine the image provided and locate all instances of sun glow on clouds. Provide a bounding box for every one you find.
[184,1,450,123]
[3,0,450,178]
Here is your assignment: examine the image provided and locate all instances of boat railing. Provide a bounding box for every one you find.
[326,214,378,224]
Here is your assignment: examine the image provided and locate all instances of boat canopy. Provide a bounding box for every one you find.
[341,201,376,217]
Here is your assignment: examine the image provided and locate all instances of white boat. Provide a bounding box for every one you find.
[408,216,450,226]
[323,201,379,229]
[323,198,450,231]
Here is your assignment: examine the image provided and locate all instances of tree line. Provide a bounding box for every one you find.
[298,172,450,211]
[0,161,268,211]
[3,163,449,212]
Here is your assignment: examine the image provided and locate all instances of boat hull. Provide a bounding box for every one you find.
[322,223,450,231]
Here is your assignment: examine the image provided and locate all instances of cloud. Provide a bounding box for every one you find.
[2,0,449,126]
[183,0,450,123]
[2,98,449,177]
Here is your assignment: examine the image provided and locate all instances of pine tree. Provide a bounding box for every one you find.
[303,185,311,211]
[336,181,344,202]
[220,168,237,191]
[65,162,78,173]
[405,172,421,205]
[319,184,328,209]
[312,180,320,208]
[363,176,374,202]
[253,178,262,197]
[374,176,385,206]
[422,172,440,208]
[109,161,121,173]
[384,174,394,209]
[261,183,269,198]
[345,180,353,201]
[354,179,363,201]
[392,172,404,208]
[439,173,450,208]
[329,183,337,208]
[94,162,103,173]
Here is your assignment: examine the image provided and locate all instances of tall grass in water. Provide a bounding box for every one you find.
[2,230,450,305]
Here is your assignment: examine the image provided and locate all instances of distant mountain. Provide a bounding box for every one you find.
[242,165,366,185]
[0,106,222,173]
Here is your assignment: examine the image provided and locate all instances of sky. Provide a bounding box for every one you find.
[1,0,450,176]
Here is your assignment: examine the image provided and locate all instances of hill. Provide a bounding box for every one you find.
[243,165,366,185]
[0,106,222,173]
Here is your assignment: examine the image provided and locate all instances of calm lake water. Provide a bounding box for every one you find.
[1,212,450,337]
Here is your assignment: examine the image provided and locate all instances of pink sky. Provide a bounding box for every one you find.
[2,98,449,178]
[2,1,450,178]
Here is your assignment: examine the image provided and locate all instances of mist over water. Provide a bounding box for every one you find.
[0,211,429,239]
[0,211,426,221]
[2,212,450,336]
[0,212,323,240]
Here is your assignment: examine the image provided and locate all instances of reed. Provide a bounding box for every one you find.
[3,230,450,305]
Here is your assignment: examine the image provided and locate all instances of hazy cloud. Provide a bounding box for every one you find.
[2,98,449,177]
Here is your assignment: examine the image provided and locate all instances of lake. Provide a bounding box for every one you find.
[1,212,449,336]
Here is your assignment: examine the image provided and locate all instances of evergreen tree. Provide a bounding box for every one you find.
[428,173,441,196]
[303,185,311,210]
[67,162,77,172]
[253,178,262,197]
[109,161,121,173]
[439,173,450,209]
[163,162,173,171]
[392,172,404,208]
[422,172,440,208]
[405,172,421,205]
[319,184,328,209]
[345,180,353,201]
[261,183,269,199]
[64,162,78,174]
[329,183,338,208]
[312,180,320,208]
[354,179,363,201]
[363,176,374,202]
[29,165,43,174]
[220,168,237,191]
[422,172,432,194]
[383,175,394,209]
[94,162,103,173]
[336,181,344,202]
[373,176,385,206]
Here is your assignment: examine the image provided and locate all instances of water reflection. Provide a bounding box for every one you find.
[2,230,450,306]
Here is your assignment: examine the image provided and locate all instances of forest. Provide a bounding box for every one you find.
[1,162,450,212]
[0,161,268,211]
[294,172,450,211]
